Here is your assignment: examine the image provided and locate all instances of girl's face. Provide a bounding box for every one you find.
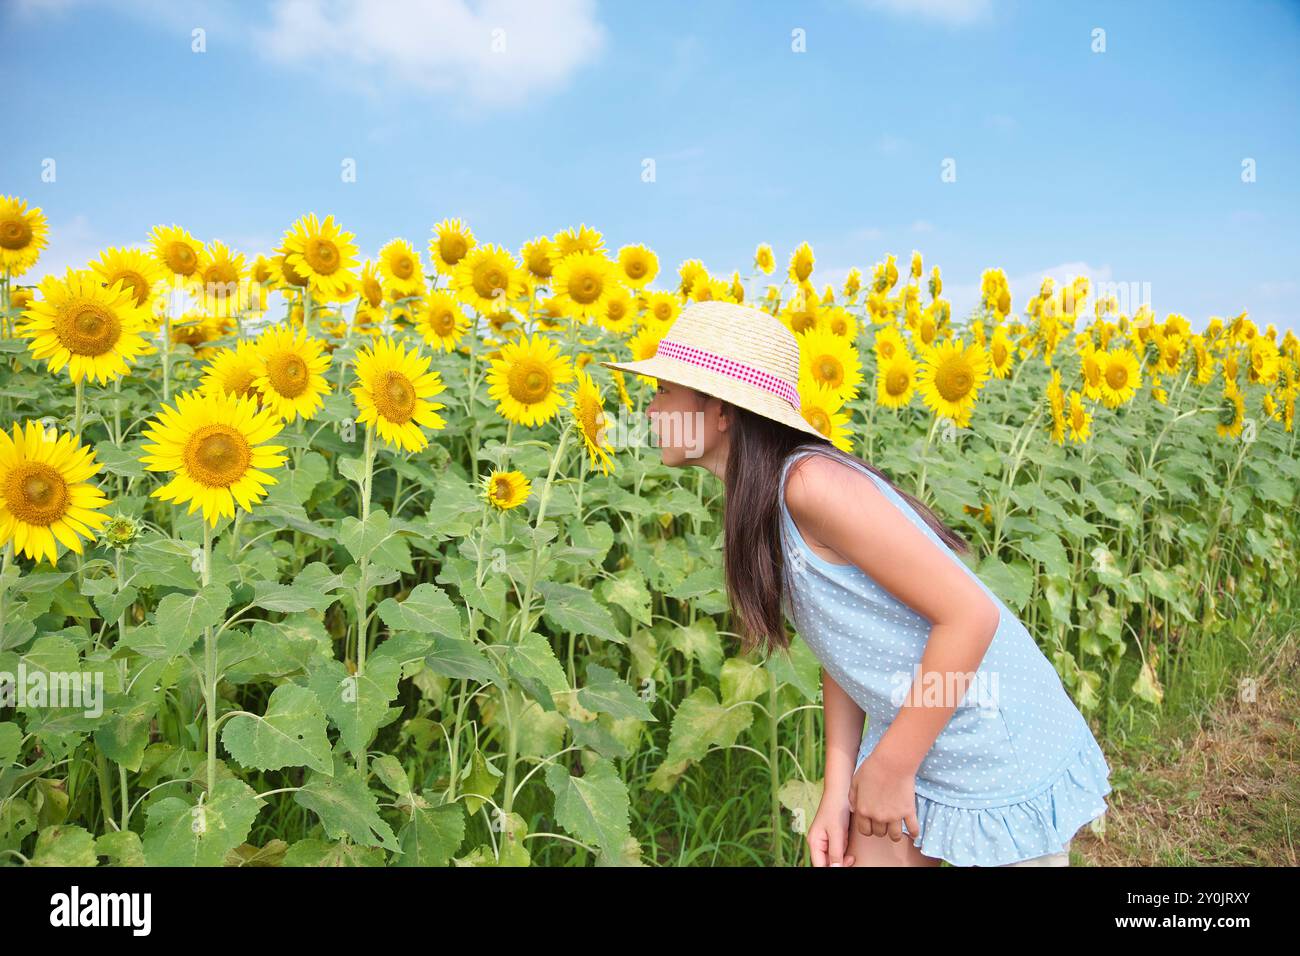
[645,378,730,473]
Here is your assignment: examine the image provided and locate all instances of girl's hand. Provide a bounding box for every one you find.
[807,793,856,867]
[848,751,922,843]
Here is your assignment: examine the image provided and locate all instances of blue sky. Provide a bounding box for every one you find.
[4,0,1299,330]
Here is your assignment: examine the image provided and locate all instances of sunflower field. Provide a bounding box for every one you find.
[0,195,1297,867]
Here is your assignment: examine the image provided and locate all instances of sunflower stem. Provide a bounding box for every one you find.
[73,379,84,437]
[201,519,217,797]
[514,421,574,644]
[162,312,172,402]
[352,424,377,772]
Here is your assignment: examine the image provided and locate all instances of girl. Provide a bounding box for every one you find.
[600,300,1112,868]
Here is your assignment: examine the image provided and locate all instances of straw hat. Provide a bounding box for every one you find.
[597,300,825,440]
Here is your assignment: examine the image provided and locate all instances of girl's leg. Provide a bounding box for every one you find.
[846,812,943,867]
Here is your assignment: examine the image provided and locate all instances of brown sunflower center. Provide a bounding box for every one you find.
[624,259,646,279]
[569,270,602,305]
[267,351,310,397]
[935,358,973,402]
[391,254,414,280]
[654,303,673,322]
[1105,363,1129,390]
[306,239,340,275]
[0,216,33,250]
[166,242,198,275]
[607,300,628,323]
[281,257,309,287]
[886,367,911,396]
[4,462,69,526]
[374,370,416,424]
[507,359,552,404]
[431,309,456,336]
[439,235,468,264]
[474,262,508,300]
[363,277,383,307]
[493,477,512,500]
[109,270,151,307]
[814,356,844,388]
[807,408,830,434]
[184,425,252,488]
[791,313,816,333]
[993,341,1008,365]
[56,300,122,356]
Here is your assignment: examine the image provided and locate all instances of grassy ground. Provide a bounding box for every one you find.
[1073,631,1299,867]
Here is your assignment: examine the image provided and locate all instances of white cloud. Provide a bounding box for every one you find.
[255,0,606,108]
[910,219,934,233]
[858,0,992,26]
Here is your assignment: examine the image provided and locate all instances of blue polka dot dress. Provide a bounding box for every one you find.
[777,447,1113,866]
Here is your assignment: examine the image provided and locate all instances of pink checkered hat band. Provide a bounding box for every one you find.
[655,338,802,411]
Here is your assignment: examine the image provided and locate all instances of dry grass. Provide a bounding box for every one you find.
[1074,635,1299,866]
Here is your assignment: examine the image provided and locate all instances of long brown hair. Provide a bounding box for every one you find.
[719,404,971,659]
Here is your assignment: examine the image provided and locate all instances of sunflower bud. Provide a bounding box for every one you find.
[102,514,141,550]
[658,512,674,530]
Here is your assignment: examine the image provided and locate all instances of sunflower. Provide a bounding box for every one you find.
[822,306,857,340]
[781,289,821,335]
[569,369,615,475]
[1216,380,1245,439]
[1097,348,1141,409]
[689,275,732,303]
[171,310,232,358]
[149,224,204,280]
[414,291,470,353]
[1047,369,1067,446]
[797,380,853,450]
[0,196,49,277]
[876,348,918,410]
[616,245,659,289]
[754,243,775,275]
[614,323,667,388]
[599,285,636,335]
[797,327,863,402]
[677,259,707,297]
[379,238,425,299]
[916,338,991,426]
[89,246,166,309]
[872,324,906,363]
[508,235,554,285]
[641,291,681,328]
[453,244,526,314]
[1248,336,1281,385]
[281,213,359,299]
[843,267,863,299]
[486,333,575,427]
[268,249,311,295]
[250,323,332,422]
[553,224,605,259]
[0,420,111,566]
[139,389,288,527]
[788,242,814,284]
[195,240,247,318]
[423,219,475,278]
[552,252,618,321]
[200,338,263,400]
[17,268,154,384]
[482,469,531,511]
[351,337,448,453]
[989,327,1015,379]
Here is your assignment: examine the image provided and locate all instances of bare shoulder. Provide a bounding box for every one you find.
[783,453,884,518]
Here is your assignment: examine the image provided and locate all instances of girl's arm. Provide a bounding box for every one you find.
[821,665,867,800]
[785,455,1001,778]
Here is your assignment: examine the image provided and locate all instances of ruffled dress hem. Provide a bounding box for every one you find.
[901,723,1113,867]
